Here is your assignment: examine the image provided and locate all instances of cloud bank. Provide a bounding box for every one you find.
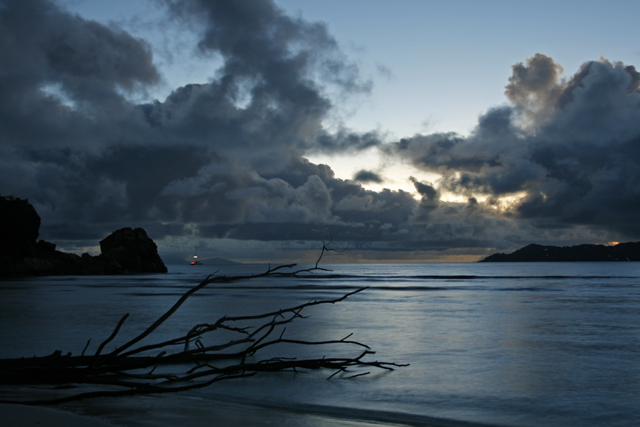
[1,1,638,262]
[389,54,640,240]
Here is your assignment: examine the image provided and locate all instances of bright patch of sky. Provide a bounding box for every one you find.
[274,0,640,137]
[41,82,77,109]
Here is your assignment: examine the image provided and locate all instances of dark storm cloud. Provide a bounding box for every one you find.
[314,129,382,152]
[390,132,496,173]
[0,0,159,151]
[390,54,640,240]
[353,170,383,183]
[505,53,564,126]
[3,0,639,261]
[152,0,373,155]
[410,177,437,200]
[0,0,405,258]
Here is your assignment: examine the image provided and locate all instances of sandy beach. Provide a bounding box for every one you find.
[0,390,414,427]
[0,399,409,427]
[1,391,501,427]
[2,403,113,427]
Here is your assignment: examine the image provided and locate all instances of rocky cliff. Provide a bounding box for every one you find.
[0,195,167,276]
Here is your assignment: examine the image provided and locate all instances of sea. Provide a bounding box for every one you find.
[1,262,639,427]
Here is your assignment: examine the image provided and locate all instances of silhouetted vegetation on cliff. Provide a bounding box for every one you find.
[480,242,640,262]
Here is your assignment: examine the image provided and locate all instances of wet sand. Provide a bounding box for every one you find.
[1,398,404,427]
[2,403,113,427]
[0,385,405,427]
[0,385,492,427]
[1,392,501,427]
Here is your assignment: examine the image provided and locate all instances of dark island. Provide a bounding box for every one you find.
[0,195,167,276]
[480,242,640,262]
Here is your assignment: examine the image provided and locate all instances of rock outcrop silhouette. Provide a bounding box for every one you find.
[480,242,640,262]
[0,196,41,270]
[100,227,168,274]
[0,195,167,276]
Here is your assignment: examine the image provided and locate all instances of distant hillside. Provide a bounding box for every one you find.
[480,242,640,262]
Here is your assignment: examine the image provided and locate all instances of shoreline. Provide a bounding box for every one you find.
[1,394,503,427]
[1,398,409,427]
[1,403,113,427]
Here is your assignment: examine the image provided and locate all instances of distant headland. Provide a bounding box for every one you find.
[480,242,640,262]
[0,195,167,276]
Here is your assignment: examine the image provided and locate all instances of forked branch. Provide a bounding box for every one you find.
[0,245,407,406]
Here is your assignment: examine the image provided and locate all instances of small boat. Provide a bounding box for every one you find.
[190,255,202,265]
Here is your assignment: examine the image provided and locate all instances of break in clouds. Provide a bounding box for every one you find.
[1,0,639,261]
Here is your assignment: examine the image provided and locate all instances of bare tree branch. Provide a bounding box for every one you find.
[0,244,407,406]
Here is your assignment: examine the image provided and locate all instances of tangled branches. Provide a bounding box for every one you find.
[0,247,406,405]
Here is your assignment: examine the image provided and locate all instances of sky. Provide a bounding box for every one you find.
[2,0,640,263]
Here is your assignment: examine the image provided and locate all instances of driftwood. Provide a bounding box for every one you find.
[0,244,407,405]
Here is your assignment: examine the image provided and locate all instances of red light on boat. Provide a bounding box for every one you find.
[190,261,196,265]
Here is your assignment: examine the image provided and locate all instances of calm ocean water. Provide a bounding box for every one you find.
[1,262,639,426]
